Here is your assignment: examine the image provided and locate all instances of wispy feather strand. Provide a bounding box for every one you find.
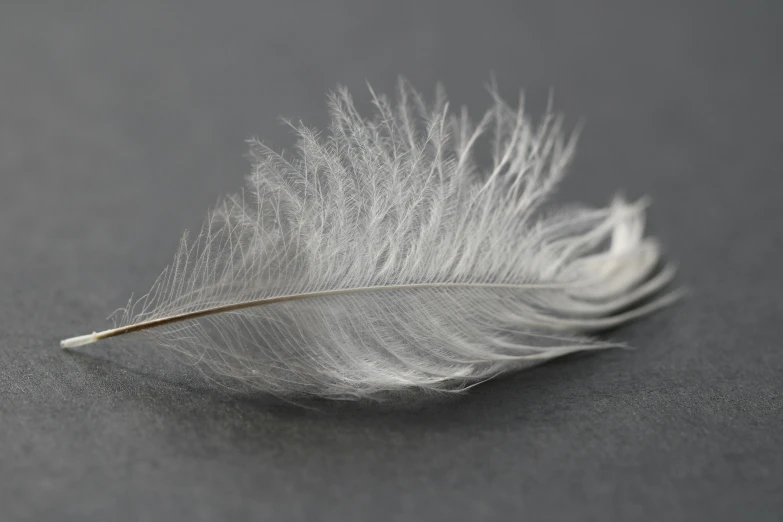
[62,79,680,399]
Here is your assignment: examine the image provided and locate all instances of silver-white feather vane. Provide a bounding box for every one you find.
[62,80,681,399]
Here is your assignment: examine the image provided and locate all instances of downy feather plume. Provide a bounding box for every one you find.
[61,79,681,399]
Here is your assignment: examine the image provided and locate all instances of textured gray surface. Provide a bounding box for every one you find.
[1,2,782,521]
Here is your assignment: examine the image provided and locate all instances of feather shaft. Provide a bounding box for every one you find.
[61,279,615,347]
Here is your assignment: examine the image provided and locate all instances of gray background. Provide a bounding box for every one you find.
[1,1,781,521]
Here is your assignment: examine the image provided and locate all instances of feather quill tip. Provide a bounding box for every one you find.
[60,333,99,349]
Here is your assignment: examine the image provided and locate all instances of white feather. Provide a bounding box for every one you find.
[61,79,681,399]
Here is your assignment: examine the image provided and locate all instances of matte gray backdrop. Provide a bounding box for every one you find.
[1,1,781,521]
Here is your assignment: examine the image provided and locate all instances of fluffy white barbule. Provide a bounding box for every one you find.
[67,80,680,399]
